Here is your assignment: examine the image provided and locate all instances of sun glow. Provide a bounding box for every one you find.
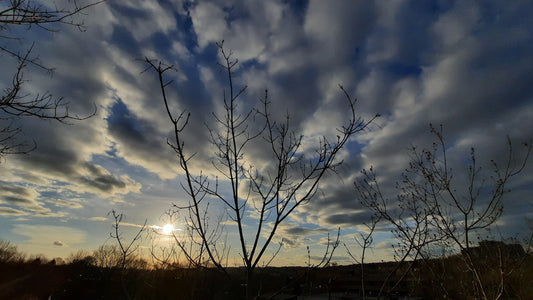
[162,223,174,235]
[152,223,180,236]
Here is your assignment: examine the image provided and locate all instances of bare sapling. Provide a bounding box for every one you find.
[143,41,378,298]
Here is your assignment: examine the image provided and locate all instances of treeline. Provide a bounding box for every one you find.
[1,239,533,299]
[0,239,233,299]
[0,240,149,269]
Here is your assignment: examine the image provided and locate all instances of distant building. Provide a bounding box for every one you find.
[462,240,526,259]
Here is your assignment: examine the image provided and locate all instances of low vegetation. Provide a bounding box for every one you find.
[1,238,532,299]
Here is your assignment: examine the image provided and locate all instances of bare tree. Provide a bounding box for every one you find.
[0,239,25,263]
[356,125,531,299]
[0,0,101,159]
[92,244,122,269]
[108,210,147,300]
[344,215,380,300]
[163,203,228,270]
[149,240,182,270]
[355,163,446,298]
[148,209,205,269]
[66,248,94,265]
[109,210,147,270]
[144,41,378,298]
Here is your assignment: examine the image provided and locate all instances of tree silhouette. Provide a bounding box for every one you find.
[144,41,378,298]
[356,125,531,299]
[0,0,101,159]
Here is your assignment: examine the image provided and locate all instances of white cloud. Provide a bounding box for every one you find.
[108,1,177,42]
[46,199,83,209]
[190,2,228,50]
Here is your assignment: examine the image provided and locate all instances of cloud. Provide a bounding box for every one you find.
[275,222,335,249]
[105,98,179,180]
[53,241,64,246]
[277,0,533,237]
[0,61,143,203]
[0,183,39,202]
[0,182,53,214]
[283,226,330,236]
[4,157,142,200]
[78,162,141,195]
[0,207,29,216]
[106,2,177,42]
[304,0,376,64]
[322,212,374,227]
[190,2,228,50]
[46,199,83,209]
[116,221,148,229]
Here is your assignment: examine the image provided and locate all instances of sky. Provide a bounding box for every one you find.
[0,0,532,266]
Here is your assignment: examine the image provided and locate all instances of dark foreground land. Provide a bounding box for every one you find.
[1,247,532,300]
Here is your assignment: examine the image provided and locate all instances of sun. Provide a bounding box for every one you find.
[162,223,174,235]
